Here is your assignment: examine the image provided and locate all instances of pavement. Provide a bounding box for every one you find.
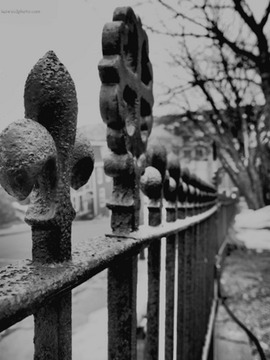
[0,222,29,237]
[214,200,270,360]
[214,305,253,360]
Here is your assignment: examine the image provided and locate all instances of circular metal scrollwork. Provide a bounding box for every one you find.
[99,6,154,158]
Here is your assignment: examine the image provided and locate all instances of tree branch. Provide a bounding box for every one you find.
[259,0,270,29]
[232,0,259,33]
[209,21,259,64]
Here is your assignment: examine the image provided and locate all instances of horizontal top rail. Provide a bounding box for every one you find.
[0,204,217,332]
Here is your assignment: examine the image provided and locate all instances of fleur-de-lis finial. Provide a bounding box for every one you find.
[0,51,94,262]
[98,7,154,233]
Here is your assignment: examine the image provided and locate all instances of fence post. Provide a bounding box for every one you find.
[98,7,154,360]
[177,169,196,360]
[164,152,180,360]
[141,140,167,360]
[0,51,94,360]
[178,179,188,219]
[190,176,203,358]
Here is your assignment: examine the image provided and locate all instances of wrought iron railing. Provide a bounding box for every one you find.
[0,7,236,360]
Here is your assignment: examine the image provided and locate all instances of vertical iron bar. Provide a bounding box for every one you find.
[176,229,185,360]
[33,229,73,360]
[201,211,209,341]
[206,214,213,325]
[165,207,177,360]
[108,256,138,360]
[200,209,207,356]
[208,213,215,308]
[194,214,202,359]
[184,225,194,360]
[34,292,72,360]
[198,217,207,354]
[146,239,161,360]
[146,203,162,360]
[205,215,210,328]
[186,190,196,360]
[142,141,167,360]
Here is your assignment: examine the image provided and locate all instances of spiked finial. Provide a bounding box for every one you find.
[0,52,94,262]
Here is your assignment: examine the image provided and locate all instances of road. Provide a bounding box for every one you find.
[0,218,111,267]
[0,217,111,360]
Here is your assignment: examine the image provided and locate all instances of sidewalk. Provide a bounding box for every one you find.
[214,202,270,360]
[0,222,29,237]
[215,304,253,360]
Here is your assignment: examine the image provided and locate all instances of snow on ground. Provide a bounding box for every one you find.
[233,200,270,251]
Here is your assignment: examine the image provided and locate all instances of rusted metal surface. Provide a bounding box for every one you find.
[108,256,137,360]
[175,170,220,360]
[205,216,212,326]
[141,139,167,226]
[208,214,216,318]
[0,51,94,263]
[199,218,208,351]
[193,222,201,358]
[99,7,154,359]
[145,239,161,360]
[183,226,194,359]
[34,293,72,360]
[99,6,153,234]
[177,229,186,360]
[177,172,194,359]
[141,140,167,359]
[164,151,179,360]
[0,200,218,333]
[165,234,176,360]
[0,51,94,360]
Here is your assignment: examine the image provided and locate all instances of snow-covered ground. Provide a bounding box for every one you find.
[232,200,270,251]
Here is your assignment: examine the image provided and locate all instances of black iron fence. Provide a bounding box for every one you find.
[0,7,237,360]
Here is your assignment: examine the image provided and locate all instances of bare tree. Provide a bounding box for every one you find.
[138,0,270,209]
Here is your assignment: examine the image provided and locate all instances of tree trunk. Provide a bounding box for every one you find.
[237,170,265,210]
[218,153,265,210]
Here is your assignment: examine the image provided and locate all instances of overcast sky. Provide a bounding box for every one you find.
[1,0,268,133]
[0,0,170,132]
